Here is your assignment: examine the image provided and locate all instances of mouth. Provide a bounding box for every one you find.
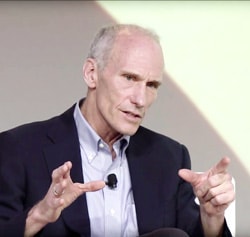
[123,110,143,120]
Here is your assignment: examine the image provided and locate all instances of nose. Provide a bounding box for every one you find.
[130,83,146,108]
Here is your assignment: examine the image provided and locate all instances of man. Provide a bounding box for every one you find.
[0,24,234,237]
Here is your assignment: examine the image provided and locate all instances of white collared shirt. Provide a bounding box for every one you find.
[74,102,139,237]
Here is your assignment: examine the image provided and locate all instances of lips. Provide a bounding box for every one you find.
[125,110,141,116]
[123,110,143,120]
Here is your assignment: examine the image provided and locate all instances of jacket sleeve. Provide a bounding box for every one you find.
[175,144,204,236]
[0,131,29,236]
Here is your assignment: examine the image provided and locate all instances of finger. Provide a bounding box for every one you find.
[203,178,235,203]
[214,186,235,205]
[203,173,232,198]
[178,169,201,186]
[52,180,67,198]
[78,180,106,192]
[201,187,235,215]
[52,161,72,183]
[210,191,235,207]
[210,157,230,176]
[63,161,72,179]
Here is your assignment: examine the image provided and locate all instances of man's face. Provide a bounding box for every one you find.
[93,33,164,137]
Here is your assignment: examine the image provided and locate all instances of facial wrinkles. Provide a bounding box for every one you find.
[120,34,163,80]
[100,69,142,127]
[124,55,162,109]
[96,66,123,130]
[93,94,121,142]
[106,58,142,114]
[100,32,163,125]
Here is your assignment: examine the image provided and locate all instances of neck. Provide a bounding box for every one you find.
[80,97,122,147]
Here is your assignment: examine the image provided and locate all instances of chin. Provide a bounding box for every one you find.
[119,125,140,136]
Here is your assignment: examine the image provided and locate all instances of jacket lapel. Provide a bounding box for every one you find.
[43,106,90,236]
[127,127,165,235]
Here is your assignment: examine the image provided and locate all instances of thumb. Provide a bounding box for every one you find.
[78,180,106,192]
[178,169,200,186]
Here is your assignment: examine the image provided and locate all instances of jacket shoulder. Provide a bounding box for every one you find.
[133,126,184,149]
[0,104,76,143]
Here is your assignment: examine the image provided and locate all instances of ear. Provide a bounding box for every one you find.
[82,58,98,89]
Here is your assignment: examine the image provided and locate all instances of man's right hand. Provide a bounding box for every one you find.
[24,161,105,237]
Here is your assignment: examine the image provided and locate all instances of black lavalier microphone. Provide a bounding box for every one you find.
[106,173,118,189]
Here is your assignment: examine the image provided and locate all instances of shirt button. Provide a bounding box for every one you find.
[110,208,115,216]
[99,143,104,149]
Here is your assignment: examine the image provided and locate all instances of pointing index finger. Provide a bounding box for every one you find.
[210,157,230,175]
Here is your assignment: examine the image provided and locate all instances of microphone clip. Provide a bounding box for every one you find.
[105,173,118,189]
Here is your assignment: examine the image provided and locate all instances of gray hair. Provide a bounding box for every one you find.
[87,24,161,71]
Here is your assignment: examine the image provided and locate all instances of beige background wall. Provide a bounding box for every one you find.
[0,1,248,236]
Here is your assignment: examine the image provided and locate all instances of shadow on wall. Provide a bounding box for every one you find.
[143,72,248,236]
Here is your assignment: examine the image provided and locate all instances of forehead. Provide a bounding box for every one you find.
[108,32,164,80]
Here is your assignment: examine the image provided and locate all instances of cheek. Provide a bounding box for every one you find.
[96,89,121,114]
[146,90,158,107]
[108,87,128,107]
[97,79,131,111]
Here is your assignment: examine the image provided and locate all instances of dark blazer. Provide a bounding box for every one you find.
[0,103,232,237]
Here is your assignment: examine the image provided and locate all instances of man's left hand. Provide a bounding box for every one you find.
[178,157,235,236]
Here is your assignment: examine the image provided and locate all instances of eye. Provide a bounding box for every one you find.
[147,81,161,89]
[124,74,135,81]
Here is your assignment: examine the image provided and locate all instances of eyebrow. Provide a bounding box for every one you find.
[123,71,162,88]
[122,71,162,82]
